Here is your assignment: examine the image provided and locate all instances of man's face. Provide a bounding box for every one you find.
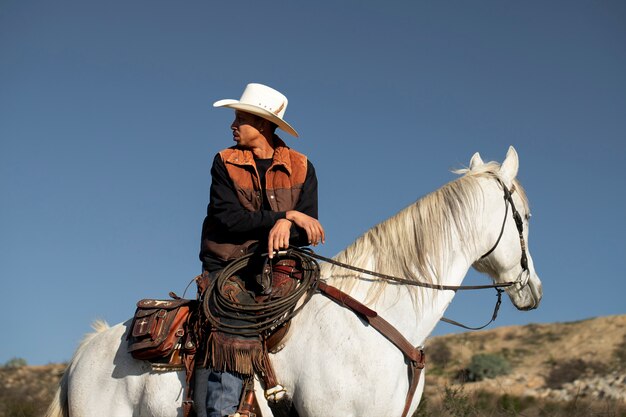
[231,111,265,148]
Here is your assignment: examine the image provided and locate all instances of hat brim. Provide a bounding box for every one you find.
[213,99,299,137]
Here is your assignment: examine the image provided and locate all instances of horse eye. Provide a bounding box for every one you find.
[525,212,532,221]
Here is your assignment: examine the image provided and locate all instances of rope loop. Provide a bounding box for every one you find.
[202,250,320,337]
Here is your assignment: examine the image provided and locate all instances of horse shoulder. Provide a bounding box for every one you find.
[268,294,415,416]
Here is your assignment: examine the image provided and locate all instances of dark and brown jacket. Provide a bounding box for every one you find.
[200,138,318,270]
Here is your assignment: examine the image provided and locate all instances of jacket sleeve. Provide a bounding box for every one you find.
[208,154,286,233]
[294,160,318,218]
[288,160,319,245]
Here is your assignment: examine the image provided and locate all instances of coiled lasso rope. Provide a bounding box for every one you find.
[202,250,320,337]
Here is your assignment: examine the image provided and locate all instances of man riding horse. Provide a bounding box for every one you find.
[199,83,325,417]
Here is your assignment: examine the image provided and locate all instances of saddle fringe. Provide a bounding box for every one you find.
[206,332,267,377]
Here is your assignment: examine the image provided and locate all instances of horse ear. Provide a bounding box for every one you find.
[469,152,484,170]
[500,146,519,183]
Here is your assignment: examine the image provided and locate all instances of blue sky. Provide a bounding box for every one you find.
[1,1,625,365]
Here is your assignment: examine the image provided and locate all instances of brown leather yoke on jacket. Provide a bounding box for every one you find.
[221,142,307,212]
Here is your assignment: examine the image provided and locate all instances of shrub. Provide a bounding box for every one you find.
[472,390,497,412]
[498,393,535,413]
[0,397,39,417]
[428,339,452,368]
[2,358,27,369]
[465,353,511,382]
[500,347,531,366]
[613,334,626,370]
[545,358,607,389]
[441,385,473,417]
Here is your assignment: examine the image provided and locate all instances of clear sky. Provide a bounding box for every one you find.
[1,1,625,365]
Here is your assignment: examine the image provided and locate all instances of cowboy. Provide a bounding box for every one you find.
[199,83,325,417]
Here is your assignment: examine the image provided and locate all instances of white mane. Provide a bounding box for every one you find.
[322,161,529,302]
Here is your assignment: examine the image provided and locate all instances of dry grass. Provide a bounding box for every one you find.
[0,364,65,417]
[419,314,626,417]
[415,385,626,417]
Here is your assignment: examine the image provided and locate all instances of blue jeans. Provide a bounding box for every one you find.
[206,369,243,417]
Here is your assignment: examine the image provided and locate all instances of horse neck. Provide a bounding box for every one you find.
[321,176,507,344]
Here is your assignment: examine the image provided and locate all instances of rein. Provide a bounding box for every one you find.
[289,177,531,331]
[289,247,515,292]
[291,246,506,331]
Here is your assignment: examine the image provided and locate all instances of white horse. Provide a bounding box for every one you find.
[46,146,542,417]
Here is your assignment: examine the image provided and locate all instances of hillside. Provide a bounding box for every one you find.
[421,314,626,416]
[1,315,625,417]
[0,363,65,417]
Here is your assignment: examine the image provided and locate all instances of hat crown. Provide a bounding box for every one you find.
[239,83,288,118]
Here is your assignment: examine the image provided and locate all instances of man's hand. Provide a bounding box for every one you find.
[286,210,325,246]
[267,211,326,259]
[268,218,293,258]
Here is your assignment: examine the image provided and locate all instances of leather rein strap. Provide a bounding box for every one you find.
[290,178,525,293]
[317,281,425,417]
[290,176,530,331]
[291,247,515,291]
[291,246,507,331]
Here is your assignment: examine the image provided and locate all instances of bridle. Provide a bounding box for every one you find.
[440,177,531,329]
[478,177,529,274]
[290,175,531,330]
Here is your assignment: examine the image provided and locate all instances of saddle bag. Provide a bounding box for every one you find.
[127,298,195,360]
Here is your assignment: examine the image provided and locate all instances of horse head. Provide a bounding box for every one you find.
[470,146,543,311]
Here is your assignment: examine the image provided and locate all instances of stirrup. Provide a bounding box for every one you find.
[264,384,287,402]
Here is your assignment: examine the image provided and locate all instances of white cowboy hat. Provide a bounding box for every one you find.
[213,83,299,137]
